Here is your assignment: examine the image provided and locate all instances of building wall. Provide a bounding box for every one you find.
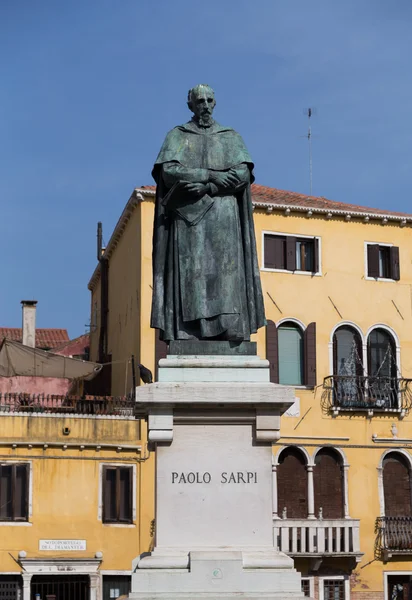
[0,376,71,395]
[0,414,155,575]
[88,191,412,599]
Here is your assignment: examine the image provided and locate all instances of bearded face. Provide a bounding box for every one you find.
[188,86,216,127]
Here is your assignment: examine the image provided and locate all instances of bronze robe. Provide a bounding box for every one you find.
[151,120,265,342]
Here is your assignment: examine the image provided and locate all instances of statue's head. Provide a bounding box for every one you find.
[187,84,216,127]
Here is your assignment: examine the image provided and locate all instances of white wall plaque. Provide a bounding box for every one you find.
[284,397,300,417]
[39,539,86,551]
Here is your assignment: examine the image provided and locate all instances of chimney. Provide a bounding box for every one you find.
[21,300,38,348]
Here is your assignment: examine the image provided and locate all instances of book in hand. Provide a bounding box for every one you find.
[161,181,214,226]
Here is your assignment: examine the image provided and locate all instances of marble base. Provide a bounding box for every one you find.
[130,351,309,599]
[130,549,304,599]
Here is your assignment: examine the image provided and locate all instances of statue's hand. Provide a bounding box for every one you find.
[184,182,209,198]
[209,171,240,189]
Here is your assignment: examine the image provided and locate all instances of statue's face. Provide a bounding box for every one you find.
[191,88,216,126]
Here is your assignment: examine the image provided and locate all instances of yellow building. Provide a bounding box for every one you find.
[87,183,412,600]
[0,393,155,600]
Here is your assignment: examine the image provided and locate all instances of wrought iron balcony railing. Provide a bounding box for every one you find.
[375,516,412,559]
[322,376,412,415]
[274,518,362,559]
[0,393,136,417]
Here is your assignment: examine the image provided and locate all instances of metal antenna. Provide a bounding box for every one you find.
[306,108,313,196]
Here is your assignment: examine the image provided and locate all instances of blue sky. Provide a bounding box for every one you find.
[1,1,411,337]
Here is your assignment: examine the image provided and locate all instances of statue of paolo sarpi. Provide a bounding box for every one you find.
[151,84,266,342]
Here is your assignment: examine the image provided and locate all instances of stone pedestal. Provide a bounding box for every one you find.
[130,343,308,599]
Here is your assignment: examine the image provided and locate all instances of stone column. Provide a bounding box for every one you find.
[22,573,32,600]
[343,464,350,518]
[307,465,315,519]
[89,574,101,600]
[272,461,279,519]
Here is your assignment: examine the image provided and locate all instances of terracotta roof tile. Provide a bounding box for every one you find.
[139,184,412,218]
[53,333,90,356]
[0,328,69,349]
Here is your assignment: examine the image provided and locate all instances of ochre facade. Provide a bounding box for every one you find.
[86,186,412,600]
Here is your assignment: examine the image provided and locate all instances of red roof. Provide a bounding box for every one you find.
[0,328,69,349]
[139,184,412,218]
[53,333,90,357]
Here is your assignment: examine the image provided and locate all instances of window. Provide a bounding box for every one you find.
[383,453,412,517]
[103,575,131,600]
[0,463,28,522]
[301,579,311,597]
[277,447,308,518]
[278,323,304,385]
[366,243,400,280]
[322,579,346,600]
[367,328,398,407]
[314,449,344,519]
[266,320,317,387]
[102,466,133,524]
[333,326,364,405]
[264,233,320,274]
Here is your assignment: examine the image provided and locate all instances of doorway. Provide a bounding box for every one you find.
[31,575,88,600]
[387,574,412,600]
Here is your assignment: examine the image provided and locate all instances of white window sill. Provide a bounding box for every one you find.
[0,521,32,526]
[277,384,313,390]
[365,276,396,283]
[261,268,322,277]
[102,523,136,528]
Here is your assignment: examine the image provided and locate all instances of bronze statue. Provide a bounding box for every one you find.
[151,84,265,342]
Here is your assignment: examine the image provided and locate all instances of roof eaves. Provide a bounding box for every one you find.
[88,189,153,291]
[252,201,412,222]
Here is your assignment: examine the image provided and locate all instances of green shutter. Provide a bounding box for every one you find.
[278,325,303,385]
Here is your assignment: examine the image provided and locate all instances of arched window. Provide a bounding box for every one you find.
[368,328,396,378]
[333,326,363,377]
[383,453,412,517]
[277,447,308,518]
[314,448,344,519]
[278,322,304,386]
[367,328,397,407]
[333,326,363,406]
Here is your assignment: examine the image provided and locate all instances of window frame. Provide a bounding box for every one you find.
[364,241,399,282]
[262,231,322,276]
[99,463,136,526]
[278,321,305,386]
[0,462,32,524]
[318,576,350,600]
[301,577,315,598]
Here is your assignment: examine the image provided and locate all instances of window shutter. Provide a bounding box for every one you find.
[367,244,380,278]
[264,235,276,268]
[14,464,28,521]
[119,467,132,523]
[0,465,12,520]
[314,450,344,519]
[266,320,279,383]
[103,466,116,523]
[304,322,317,387]
[383,455,412,516]
[274,237,286,269]
[389,246,400,281]
[277,449,308,518]
[286,237,296,271]
[313,238,320,273]
[155,329,168,382]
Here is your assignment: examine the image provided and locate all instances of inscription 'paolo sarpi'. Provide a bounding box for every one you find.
[171,471,258,484]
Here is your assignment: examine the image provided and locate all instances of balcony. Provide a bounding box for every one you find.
[274,518,362,560]
[322,376,412,416]
[375,516,412,560]
[0,393,136,418]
